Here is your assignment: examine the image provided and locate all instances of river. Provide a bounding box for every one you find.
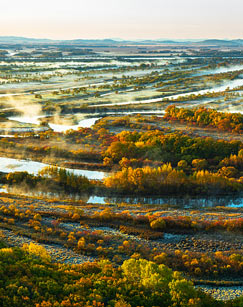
[8,116,101,132]
[0,156,106,180]
[87,194,243,208]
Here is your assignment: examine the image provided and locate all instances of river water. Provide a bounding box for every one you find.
[8,116,101,132]
[0,156,106,180]
[87,194,243,208]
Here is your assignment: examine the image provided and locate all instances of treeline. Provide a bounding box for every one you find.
[102,128,243,196]
[104,164,243,195]
[3,167,93,194]
[0,139,102,162]
[0,243,229,306]
[0,126,116,164]
[39,166,92,193]
[103,129,242,167]
[164,106,243,133]
[2,128,243,196]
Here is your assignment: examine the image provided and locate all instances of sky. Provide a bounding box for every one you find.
[0,0,242,40]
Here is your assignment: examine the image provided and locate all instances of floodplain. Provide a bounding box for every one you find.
[0,42,243,305]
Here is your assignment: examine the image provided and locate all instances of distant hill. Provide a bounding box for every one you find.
[0,36,242,46]
[68,39,120,45]
[198,39,243,46]
[0,36,53,44]
[0,36,126,45]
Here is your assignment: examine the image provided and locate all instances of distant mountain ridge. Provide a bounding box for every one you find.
[0,36,242,46]
[199,39,243,46]
[0,36,53,43]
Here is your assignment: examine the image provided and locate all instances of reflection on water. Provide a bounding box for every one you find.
[1,187,242,208]
[87,195,243,208]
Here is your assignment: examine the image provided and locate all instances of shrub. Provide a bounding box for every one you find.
[150,218,166,230]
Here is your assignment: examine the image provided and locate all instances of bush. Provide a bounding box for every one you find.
[150,218,166,230]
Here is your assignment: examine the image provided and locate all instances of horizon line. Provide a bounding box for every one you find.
[0,36,243,41]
